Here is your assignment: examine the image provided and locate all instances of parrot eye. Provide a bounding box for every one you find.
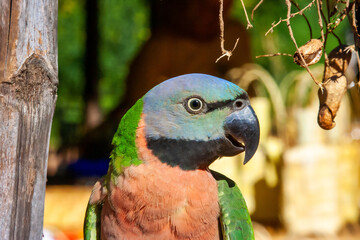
[185,97,204,113]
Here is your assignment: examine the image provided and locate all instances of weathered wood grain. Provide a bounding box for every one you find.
[0,0,58,239]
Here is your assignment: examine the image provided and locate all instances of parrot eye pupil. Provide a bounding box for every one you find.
[234,99,244,109]
[190,99,201,109]
[186,97,204,113]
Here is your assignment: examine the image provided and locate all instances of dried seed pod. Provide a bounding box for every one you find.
[317,45,352,130]
[293,39,323,67]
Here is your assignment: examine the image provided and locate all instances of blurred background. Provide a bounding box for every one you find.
[44,0,360,239]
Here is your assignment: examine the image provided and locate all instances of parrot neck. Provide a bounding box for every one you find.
[109,98,144,177]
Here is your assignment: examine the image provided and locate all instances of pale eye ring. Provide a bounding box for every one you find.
[186,97,204,113]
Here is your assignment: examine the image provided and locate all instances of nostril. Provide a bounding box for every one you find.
[234,99,246,110]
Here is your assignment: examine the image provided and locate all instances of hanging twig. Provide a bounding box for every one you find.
[265,0,316,36]
[216,0,240,62]
[319,2,329,26]
[284,0,322,88]
[216,39,240,63]
[240,0,253,29]
[251,0,264,21]
[316,0,326,50]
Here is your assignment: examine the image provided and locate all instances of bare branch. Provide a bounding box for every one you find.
[265,0,316,36]
[316,0,331,85]
[265,20,283,36]
[290,0,313,38]
[327,2,355,46]
[319,2,329,26]
[251,0,264,21]
[327,4,350,34]
[317,0,325,49]
[240,0,253,29]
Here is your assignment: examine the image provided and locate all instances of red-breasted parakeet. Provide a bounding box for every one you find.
[84,74,260,240]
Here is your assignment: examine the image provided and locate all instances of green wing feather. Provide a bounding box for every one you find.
[211,170,255,240]
[84,177,107,240]
[84,202,103,240]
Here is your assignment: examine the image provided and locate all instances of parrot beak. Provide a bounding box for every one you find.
[224,104,260,165]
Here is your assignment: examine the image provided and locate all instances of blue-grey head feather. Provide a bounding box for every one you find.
[143,74,247,141]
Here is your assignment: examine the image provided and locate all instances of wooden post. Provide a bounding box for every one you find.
[0,0,58,239]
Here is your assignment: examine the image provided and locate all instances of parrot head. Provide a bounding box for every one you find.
[140,73,260,170]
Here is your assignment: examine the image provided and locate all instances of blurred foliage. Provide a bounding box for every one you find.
[52,0,149,148]
[98,0,150,113]
[55,0,86,148]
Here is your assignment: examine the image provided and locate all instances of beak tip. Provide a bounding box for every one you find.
[243,151,255,165]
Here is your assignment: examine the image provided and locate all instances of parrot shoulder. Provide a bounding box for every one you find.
[210,170,255,240]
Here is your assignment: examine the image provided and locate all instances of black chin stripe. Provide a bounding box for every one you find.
[146,137,226,170]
